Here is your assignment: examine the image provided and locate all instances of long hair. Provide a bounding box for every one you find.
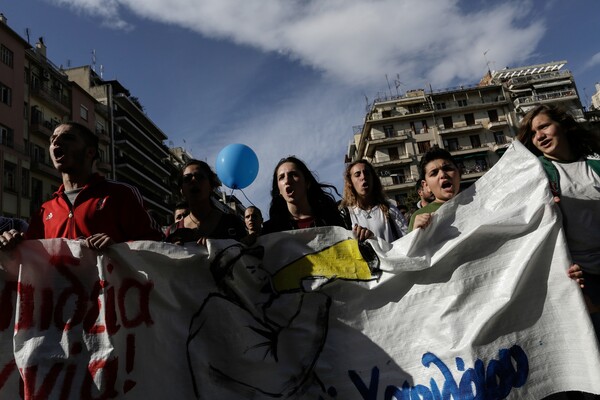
[517,104,600,158]
[268,156,339,222]
[340,160,389,216]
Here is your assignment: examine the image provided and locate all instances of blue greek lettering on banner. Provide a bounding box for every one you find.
[349,344,529,400]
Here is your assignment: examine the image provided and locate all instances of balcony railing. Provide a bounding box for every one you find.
[507,70,571,87]
[439,122,484,135]
[30,82,70,110]
[514,89,577,108]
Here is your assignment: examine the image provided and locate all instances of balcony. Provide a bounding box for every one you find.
[365,132,409,157]
[30,120,54,138]
[514,89,578,109]
[381,177,416,191]
[448,145,490,157]
[372,154,414,168]
[507,70,571,88]
[30,82,70,113]
[439,122,484,135]
[31,160,60,180]
[486,116,509,130]
[96,129,111,143]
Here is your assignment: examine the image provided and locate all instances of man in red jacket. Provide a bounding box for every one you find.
[0,121,162,250]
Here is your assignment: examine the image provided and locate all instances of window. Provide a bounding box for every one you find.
[391,168,407,184]
[470,134,481,148]
[435,102,446,110]
[381,110,392,118]
[494,132,507,144]
[417,141,431,154]
[388,147,399,160]
[458,99,468,107]
[32,144,46,163]
[488,109,499,122]
[445,138,459,151]
[383,125,394,138]
[465,113,475,126]
[96,121,105,135]
[442,116,453,129]
[1,45,14,68]
[421,120,428,133]
[0,82,11,106]
[80,105,89,121]
[21,168,30,197]
[0,124,13,147]
[408,105,420,114]
[3,161,16,191]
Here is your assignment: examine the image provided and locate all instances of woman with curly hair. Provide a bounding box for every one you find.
[518,103,600,337]
[340,160,407,242]
[262,156,344,234]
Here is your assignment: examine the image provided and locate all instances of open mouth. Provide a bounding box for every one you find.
[441,181,453,190]
[53,148,65,162]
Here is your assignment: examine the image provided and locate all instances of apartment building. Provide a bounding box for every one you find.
[65,66,175,225]
[348,61,584,207]
[490,60,583,121]
[0,14,29,219]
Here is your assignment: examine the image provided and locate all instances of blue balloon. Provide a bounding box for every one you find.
[216,144,259,189]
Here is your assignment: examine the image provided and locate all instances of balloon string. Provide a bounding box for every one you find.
[237,188,257,208]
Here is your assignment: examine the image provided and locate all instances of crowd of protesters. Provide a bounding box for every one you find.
[0,105,598,398]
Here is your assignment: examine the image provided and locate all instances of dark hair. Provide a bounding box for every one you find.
[179,159,220,188]
[59,121,99,161]
[340,159,389,216]
[415,179,423,194]
[174,201,189,210]
[269,156,340,222]
[419,146,458,179]
[517,104,600,158]
[245,205,262,219]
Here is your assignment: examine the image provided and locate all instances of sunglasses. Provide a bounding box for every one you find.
[182,172,207,183]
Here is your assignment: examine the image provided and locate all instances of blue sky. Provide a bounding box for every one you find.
[2,0,599,214]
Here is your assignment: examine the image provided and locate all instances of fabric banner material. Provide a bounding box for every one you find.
[0,141,599,399]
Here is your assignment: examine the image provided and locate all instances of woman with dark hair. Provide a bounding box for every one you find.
[262,156,344,234]
[165,159,246,245]
[339,160,407,242]
[518,103,600,337]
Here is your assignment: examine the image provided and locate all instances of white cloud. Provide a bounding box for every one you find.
[45,0,549,215]
[48,0,545,88]
[582,52,600,71]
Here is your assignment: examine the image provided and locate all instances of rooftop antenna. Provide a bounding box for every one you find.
[363,93,370,112]
[25,28,30,44]
[67,59,71,68]
[394,74,404,96]
[483,50,492,74]
[385,74,393,97]
[100,64,104,79]
[91,49,96,72]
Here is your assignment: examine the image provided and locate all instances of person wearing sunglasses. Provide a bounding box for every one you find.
[165,159,246,245]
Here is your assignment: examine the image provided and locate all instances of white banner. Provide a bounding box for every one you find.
[1,141,599,399]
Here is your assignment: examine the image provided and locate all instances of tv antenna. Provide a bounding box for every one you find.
[394,74,404,96]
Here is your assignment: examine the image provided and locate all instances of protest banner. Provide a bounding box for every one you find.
[0,141,599,399]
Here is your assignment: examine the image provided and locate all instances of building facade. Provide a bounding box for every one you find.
[348,61,584,207]
[0,14,30,219]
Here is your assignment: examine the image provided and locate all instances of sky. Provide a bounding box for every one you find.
[1,0,599,214]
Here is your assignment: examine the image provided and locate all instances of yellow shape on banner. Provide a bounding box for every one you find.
[272,239,372,292]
